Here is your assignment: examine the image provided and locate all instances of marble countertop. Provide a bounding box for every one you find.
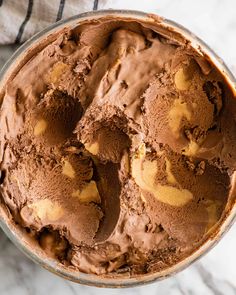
[0,0,236,294]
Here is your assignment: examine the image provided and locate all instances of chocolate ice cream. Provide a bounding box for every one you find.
[0,14,236,277]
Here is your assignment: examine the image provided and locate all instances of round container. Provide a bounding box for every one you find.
[0,9,236,288]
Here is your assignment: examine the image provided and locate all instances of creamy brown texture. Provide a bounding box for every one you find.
[0,16,236,276]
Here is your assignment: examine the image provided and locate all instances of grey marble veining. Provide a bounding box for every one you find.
[0,0,236,294]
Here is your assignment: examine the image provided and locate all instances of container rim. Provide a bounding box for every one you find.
[0,9,236,288]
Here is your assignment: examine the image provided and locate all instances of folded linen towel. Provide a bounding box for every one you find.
[0,0,99,44]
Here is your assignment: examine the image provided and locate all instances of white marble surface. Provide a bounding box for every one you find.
[0,0,236,294]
